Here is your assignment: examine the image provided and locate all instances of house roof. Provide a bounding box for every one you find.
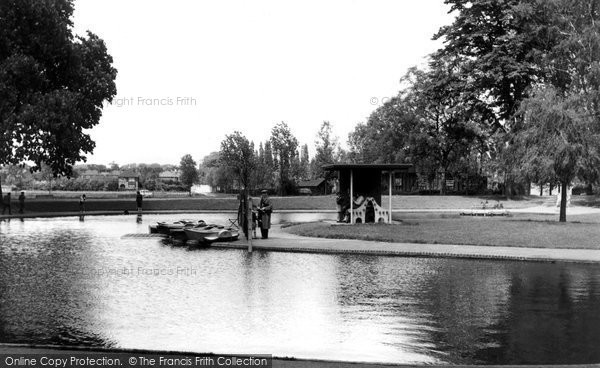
[81,170,99,176]
[119,170,139,178]
[297,178,326,188]
[322,163,413,171]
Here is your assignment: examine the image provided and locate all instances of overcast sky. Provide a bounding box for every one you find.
[73,0,454,166]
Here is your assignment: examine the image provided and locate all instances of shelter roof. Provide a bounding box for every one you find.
[322,163,412,171]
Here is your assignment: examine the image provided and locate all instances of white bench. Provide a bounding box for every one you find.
[351,197,390,224]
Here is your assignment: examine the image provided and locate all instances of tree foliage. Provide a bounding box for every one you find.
[270,122,298,195]
[0,0,117,182]
[348,97,416,164]
[513,0,600,221]
[433,0,554,130]
[403,65,486,193]
[310,121,339,179]
[219,131,256,191]
[179,154,198,191]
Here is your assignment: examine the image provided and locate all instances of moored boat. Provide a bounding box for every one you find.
[155,219,205,234]
[183,226,225,241]
[205,229,239,243]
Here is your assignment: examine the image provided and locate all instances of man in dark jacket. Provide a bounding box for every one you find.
[136,191,143,213]
[18,192,25,214]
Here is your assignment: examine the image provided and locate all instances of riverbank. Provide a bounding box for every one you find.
[0,194,577,218]
[214,224,600,263]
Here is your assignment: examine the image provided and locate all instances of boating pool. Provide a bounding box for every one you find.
[1,213,600,364]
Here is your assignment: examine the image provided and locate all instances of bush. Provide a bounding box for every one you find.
[106,179,119,191]
[143,179,157,191]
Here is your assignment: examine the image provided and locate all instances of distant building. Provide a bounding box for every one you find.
[191,184,212,194]
[158,170,181,182]
[297,178,328,195]
[118,170,139,190]
[80,170,119,182]
[80,170,99,179]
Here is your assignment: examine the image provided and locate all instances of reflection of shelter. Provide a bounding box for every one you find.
[323,164,413,224]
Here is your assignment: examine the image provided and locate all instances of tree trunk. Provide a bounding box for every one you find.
[439,171,445,195]
[549,184,553,196]
[559,181,568,222]
[539,183,543,196]
[502,171,508,198]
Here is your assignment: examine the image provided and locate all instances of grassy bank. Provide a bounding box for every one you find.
[2,194,564,216]
[284,212,600,249]
[5,196,337,214]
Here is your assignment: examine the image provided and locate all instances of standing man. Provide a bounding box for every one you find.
[2,192,11,215]
[79,194,86,213]
[136,191,143,213]
[258,190,273,239]
[18,191,25,214]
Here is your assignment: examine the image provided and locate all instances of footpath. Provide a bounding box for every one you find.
[217,223,600,264]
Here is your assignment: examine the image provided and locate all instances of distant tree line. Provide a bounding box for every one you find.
[0,162,190,192]
[199,121,344,196]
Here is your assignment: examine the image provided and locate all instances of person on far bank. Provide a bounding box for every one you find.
[136,191,143,213]
[258,190,272,239]
[79,194,86,213]
[2,192,11,215]
[18,191,25,214]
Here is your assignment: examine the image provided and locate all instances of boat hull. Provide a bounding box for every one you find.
[183,227,222,241]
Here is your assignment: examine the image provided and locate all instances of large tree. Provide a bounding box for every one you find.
[299,144,310,180]
[433,0,554,130]
[311,121,339,179]
[0,0,117,197]
[517,88,600,221]
[179,154,199,191]
[219,131,256,192]
[431,0,560,195]
[403,65,485,194]
[270,122,298,195]
[348,97,416,164]
[515,0,600,221]
[200,151,236,192]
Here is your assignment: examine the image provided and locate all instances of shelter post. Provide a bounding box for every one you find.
[350,169,354,224]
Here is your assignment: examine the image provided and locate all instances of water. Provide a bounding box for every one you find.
[1,214,600,364]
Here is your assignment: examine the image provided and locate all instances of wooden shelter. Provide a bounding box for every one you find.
[323,163,413,223]
[297,178,328,195]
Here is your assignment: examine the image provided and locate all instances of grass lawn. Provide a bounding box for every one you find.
[387,194,552,209]
[284,212,600,250]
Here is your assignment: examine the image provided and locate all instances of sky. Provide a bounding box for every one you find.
[72,0,455,166]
